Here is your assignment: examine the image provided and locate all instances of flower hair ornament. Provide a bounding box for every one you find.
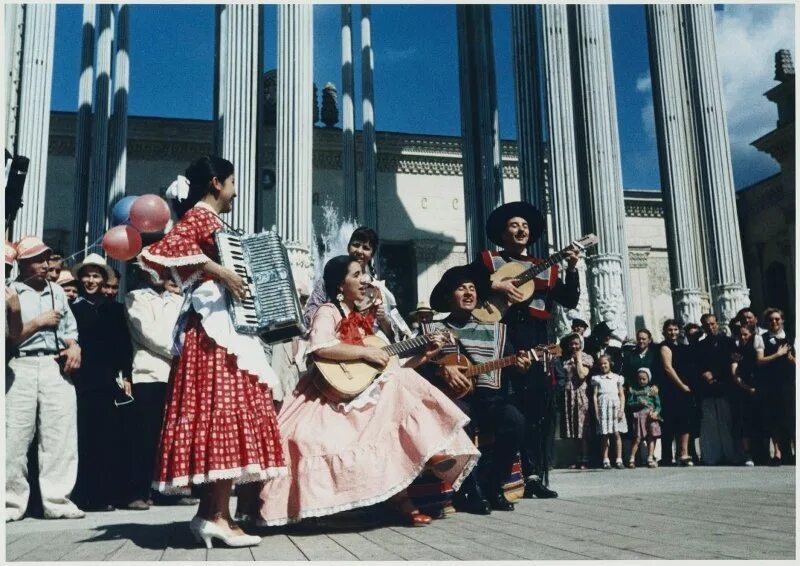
[165,175,190,202]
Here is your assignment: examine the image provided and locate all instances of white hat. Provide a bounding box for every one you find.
[71,253,114,281]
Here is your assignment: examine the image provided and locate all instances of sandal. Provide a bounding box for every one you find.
[614,459,624,470]
[647,457,658,469]
[602,459,611,470]
[679,456,694,467]
[626,459,636,469]
[568,463,579,470]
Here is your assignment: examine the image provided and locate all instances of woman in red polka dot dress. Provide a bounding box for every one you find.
[138,156,286,548]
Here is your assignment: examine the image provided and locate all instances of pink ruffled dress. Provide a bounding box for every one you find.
[257,303,480,526]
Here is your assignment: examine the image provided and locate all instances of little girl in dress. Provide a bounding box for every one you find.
[626,368,662,468]
[592,355,628,469]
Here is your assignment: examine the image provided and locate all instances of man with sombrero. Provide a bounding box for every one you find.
[418,264,531,514]
[470,201,582,499]
[6,237,84,521]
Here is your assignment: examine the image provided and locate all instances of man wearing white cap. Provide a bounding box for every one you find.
[6,236,84,521]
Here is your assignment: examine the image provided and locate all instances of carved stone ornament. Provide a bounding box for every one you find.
[321,82,339,128]
[284,240,314,294]
[587,253,628,340]
[712,282,750,332]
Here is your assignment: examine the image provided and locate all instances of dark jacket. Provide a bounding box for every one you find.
[70,296,133,395]
[694,333,734,399]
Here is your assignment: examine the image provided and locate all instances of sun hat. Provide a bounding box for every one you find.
[56,269,78,287]
[14,236,52,261]
[429,264,489,313]
[409,301,435,317]
[71,252,114,281]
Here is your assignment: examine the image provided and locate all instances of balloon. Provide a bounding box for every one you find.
[129,195,171,233]
[110,195,139,226]
[102,225,142,261]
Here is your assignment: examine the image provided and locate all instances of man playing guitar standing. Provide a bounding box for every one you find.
[470,202,582,499]
[419,264,532,514]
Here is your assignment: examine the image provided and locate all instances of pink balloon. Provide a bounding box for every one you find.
[129,194,171,233]
[102,225,142,261]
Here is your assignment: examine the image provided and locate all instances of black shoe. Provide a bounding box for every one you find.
[523,479,558,499]
[453,494,491,515]
[83,503,115,512]
[489,492,515,511]
[769,457,782,467]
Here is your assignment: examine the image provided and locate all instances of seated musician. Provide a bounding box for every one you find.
[137,156,285,548]
[418,264,531,514]
[257,255,480,527]
[470,201,581,499]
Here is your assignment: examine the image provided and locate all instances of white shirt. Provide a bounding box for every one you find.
[125,288,184,384]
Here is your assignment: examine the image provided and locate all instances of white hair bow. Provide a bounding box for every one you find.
[165,175,190,202]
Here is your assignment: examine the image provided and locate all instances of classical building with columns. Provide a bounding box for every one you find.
[8,3,770,340]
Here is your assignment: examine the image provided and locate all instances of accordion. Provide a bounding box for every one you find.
[215,230,306,344]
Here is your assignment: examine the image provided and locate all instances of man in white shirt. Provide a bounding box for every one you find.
[122,273,196,507]
[6,237,84,521]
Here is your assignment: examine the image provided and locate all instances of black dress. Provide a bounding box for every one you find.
[759,332,795,450]
[70,295,133,509]
[657,341,696,435]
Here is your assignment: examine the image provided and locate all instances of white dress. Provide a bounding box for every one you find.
[592,373,628,435]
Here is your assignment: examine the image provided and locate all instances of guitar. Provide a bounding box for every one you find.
[314,331,454,402]
[472,234,598,323]
[433,344,562,399]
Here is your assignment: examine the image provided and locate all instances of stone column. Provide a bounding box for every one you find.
[682,4,750,324]
[645,5,705,326]
[457,5,504,260]
[360,5,378,230]
[70,4,95,255]
[568,5,631,339]
[214,5,263,233]
[86,5,114,248]
[539,4,591,337]
[510,5,545,259]
[341,4,357,222]
[11,4,56,240]
[276,5,314,290]
[4,4,24,152]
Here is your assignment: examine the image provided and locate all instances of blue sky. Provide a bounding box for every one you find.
[51,4,794,190]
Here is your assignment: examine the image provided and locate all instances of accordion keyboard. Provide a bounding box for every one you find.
[215,230,306,342]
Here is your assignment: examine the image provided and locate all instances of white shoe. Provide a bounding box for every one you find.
[189,516,261,549]
[744,459,755,467]
[43,506,85,520]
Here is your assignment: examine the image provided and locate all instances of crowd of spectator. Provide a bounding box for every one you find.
[4,235,796,522]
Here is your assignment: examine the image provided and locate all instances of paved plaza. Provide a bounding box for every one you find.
[5,466,795,561]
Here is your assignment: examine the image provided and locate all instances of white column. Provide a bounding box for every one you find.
[645,5,705,326]
[276,5,314,290]
[360,5,378,230]
[683,5,750,324]
[457,5,504,260]
[214,5,263,233]
[70,4,95,255]
[568,5,631,339]
[510,6,545,259]
[539,4,591,337]
[12,4,57,240]
[86,5,114,249]
[4,4,25,152]
[341,5,357,221]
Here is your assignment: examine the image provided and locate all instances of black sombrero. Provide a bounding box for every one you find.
[486,201,545,247]
[429,264,489,312]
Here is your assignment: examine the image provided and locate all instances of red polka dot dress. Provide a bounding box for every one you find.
[138,203,286,491]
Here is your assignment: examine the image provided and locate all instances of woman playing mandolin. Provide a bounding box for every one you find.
[256,255,480,527]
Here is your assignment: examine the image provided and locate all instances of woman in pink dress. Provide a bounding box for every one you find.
[257,255,480,527]
[138,156,286,548]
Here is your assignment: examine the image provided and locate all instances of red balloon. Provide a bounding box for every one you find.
[129,194,171,233]
[102,225,142,261]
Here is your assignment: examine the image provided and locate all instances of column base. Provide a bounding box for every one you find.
[712,282,750,332]
[672,288,704,327]
[284,241,314,296]
[587,253,629,340]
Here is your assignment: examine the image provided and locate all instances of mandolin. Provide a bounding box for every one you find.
[472,234,598,323]
[314,331,454,402]
[432,343,561,399]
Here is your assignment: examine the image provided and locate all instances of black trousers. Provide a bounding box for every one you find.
[123,382,168,501]
[74,390,123,507]
[454,393,525,496]
[504,320,557,485]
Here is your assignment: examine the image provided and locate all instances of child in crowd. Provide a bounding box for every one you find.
[626,368,662,468]
[56,269,80,303]
[592,355,627,469]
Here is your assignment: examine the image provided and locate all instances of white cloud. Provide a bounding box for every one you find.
[636,72,651,93]
[640,98,656,142]
[714,4,795,187]
[383,46,418,63]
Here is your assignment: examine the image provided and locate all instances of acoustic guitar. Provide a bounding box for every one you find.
[472,234,598,323]
[314,331,453,402]
[433,344,562,399]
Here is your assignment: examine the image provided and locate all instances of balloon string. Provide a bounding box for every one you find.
[13,236,105,286]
